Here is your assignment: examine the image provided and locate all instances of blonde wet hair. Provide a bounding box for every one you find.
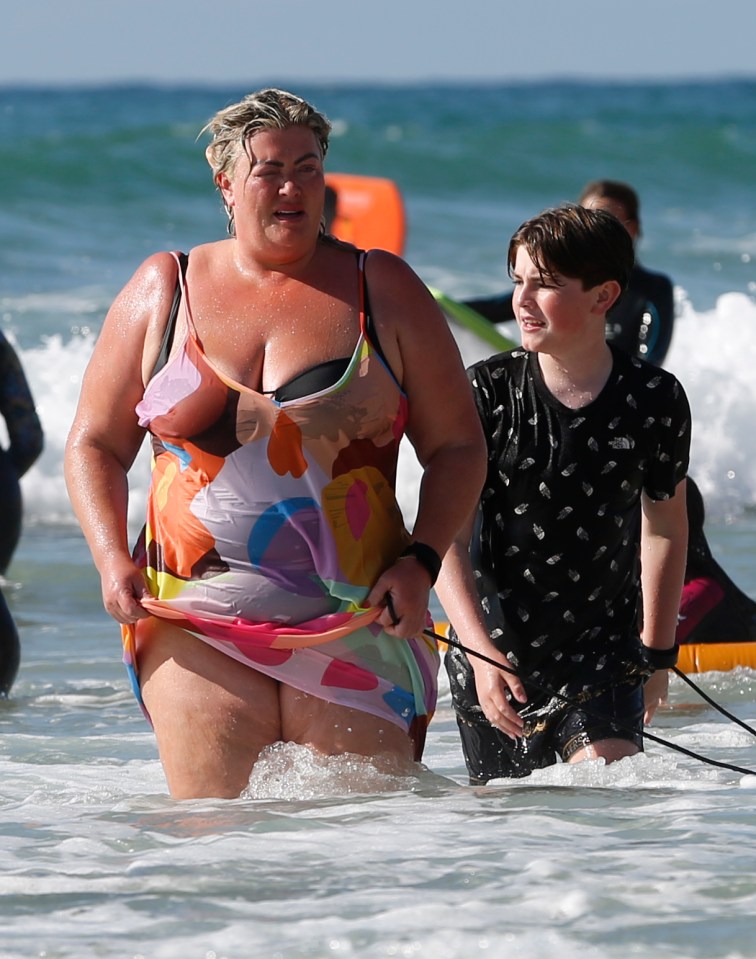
[202,88,332,236]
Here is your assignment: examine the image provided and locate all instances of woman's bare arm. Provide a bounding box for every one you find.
[364,252,488,637]
[65,252,179,623]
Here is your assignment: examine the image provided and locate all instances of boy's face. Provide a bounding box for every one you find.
[511,247,606,356]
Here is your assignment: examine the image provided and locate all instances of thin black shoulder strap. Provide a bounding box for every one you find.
[358,250,388,366]
[150,252,188,380]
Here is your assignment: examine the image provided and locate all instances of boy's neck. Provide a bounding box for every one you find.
[536,342,614,409]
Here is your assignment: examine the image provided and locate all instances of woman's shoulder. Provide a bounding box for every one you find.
[123,250,186,297]
[361,246,414,278]
[104,251,192,361]
[136,242,222,279]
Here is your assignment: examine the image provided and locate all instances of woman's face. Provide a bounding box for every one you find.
[219,125,325,254]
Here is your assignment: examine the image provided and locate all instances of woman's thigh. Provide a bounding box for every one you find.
[279,685,415,767]
[136,618,283,799]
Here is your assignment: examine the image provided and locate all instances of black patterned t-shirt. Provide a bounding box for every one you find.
[467,346,691,692]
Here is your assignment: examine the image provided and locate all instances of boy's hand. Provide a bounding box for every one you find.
[471,656,527,739]
[643,669,670,724]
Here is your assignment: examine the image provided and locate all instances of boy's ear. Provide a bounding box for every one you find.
[593,280,622,314]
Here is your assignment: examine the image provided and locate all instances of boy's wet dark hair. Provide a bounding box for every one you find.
[507,203,635,292]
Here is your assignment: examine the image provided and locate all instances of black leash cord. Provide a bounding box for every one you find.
[384,595,756,775]
[387,597,756,777]
[429,620,756,742]
[672,665,756,739]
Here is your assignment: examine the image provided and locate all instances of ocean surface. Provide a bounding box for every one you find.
[1,80,756,959]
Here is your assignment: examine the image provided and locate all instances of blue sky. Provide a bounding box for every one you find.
[4,0,755,85]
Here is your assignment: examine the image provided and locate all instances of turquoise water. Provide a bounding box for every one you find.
[1,81,756,959]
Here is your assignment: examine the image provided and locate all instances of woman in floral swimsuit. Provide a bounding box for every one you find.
[65,89,485,799]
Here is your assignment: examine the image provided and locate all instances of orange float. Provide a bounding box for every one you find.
[676,641,756,673]
[325,173,406,255]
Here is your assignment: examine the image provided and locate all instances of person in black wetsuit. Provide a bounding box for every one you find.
[464,180,675,368]
[677,476,756,646]
[0,330,44,575]
[0,329,43,695]
[577,188,754,647]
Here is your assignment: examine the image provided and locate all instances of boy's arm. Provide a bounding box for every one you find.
[640,478,689,723]
[435,511,527,739]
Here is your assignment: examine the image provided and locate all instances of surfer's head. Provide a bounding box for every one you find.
[579,179,641,242]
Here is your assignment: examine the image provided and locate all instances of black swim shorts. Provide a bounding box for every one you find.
[445,645,645,783]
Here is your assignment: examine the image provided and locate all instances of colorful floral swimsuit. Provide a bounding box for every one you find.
[122,249,438,755]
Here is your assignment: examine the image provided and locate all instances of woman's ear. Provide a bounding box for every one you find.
[215,170,233,206]
[206,147,231,194]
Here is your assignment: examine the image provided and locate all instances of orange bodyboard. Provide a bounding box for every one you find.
[677,641,756,674]
[325,173,406,255]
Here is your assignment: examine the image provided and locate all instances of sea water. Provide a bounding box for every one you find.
[1,81,756,959]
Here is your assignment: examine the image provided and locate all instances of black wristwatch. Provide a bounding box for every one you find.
[399,542,442,586]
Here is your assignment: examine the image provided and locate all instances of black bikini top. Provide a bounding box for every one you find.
[150,250,387,402]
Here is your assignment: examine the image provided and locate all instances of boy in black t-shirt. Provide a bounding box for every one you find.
[436,205,691,782]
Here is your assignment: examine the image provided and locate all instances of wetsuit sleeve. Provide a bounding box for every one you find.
[462,291,516,325]
[644,375,691,500]
[0,333,44,477]
[645,274,675,367]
